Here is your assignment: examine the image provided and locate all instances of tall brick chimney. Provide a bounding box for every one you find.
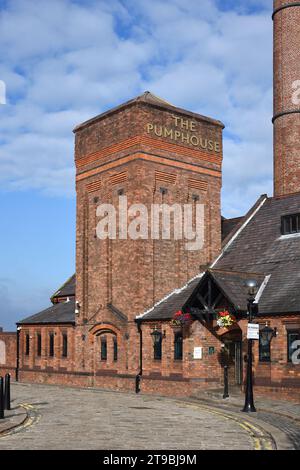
[273,0,300,196]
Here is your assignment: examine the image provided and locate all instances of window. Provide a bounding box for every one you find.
[153,336,162,361]
[25,334,30,356]
[259,334,271,362]
[281,213,300,235]
[174,331,183,360]
[287,330,300,362]
[37,333,42,357]
[101,336,107,361]
[113,337,118,362]
[49,333,54,357]
[62,333,68,358]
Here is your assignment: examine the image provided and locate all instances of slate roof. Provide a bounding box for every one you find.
[216,193,300,314]
[73,91,224,132]
[210,270,265,312]
[221,216,244,241]
[51,274,75,301]
[139,276,203,321]
[140,192,300,321]
[18,299,75,325]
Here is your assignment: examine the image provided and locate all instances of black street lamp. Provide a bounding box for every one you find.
[260,324,277,345]
[150,327,163,346]
[242,279,259,413]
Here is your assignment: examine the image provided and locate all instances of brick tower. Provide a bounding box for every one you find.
[273,0,300,196]
[73,93,224,379]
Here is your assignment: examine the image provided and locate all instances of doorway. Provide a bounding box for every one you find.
[223,340,242,386]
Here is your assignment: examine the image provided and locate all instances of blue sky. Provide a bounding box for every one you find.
[0,0,273,329]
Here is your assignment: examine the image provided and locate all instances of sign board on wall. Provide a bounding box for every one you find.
[247,323,259,340]
[193,347,203,359]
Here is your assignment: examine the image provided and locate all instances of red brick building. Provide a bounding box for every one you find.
[0,0,299,401]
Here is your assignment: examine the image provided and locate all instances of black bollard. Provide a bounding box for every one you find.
[0,377,4,419]
[223,365,229,399]
[4,374,11,410]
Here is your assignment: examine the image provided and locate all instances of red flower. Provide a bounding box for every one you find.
[219,311,229,317]
[183,313,192,321]
[174,311,183,318]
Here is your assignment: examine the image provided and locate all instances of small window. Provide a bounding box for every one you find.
[62,333,68,358]
[101,336,107,361]
[25,334,30,356]
[37,333,42,357]
[174,331,183,360]
[287,330,300,362]
[153,336,162,361]
[281,213,300,235]
[259,334,271,363]
[113,337,118,362]
[49,333,54,357]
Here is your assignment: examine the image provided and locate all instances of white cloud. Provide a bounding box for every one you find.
[0,0,273,215]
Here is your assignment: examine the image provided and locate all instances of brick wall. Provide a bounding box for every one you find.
[0,331,17,378]
[273,0,300,196]
[74,100,223,324]
[18,324,76,378]
[252,315,300,394]
[73,98,224,381]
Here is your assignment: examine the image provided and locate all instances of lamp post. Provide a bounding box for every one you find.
[16,326,21,382]
[242,279,259,413]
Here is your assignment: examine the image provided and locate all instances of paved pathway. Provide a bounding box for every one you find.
[191,388,300,450]
[0,383,275,450]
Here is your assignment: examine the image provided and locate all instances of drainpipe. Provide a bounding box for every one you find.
[135,319,143,393]
[16,326,21,382]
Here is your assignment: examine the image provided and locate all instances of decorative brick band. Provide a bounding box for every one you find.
[272,109,300,123]
[76,152,222,183]
[76,135,222,169]
[272,2,300,19]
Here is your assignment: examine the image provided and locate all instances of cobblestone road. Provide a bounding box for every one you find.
[0,383,268,450]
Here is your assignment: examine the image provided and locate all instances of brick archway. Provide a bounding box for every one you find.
[90,324,121,384]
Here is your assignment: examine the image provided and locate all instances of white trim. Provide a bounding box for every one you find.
[210,196,267,268]
[136,272,205,319]
[254,274,271,304]
[278,233,300,240]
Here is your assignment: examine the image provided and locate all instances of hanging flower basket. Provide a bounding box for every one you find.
[170,310,193,328]
[216,310,236,329]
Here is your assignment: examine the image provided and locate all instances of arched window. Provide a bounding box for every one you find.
[25,334,30,356]
[113,337,118,361]
[62,333,68,358]
[153,335,162,361]
[101,336,107,361]
[49,333,54,357]
[37,333,42,357]
[174,331,183,360]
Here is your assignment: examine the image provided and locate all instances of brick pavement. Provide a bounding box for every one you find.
[0,383,268,451]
